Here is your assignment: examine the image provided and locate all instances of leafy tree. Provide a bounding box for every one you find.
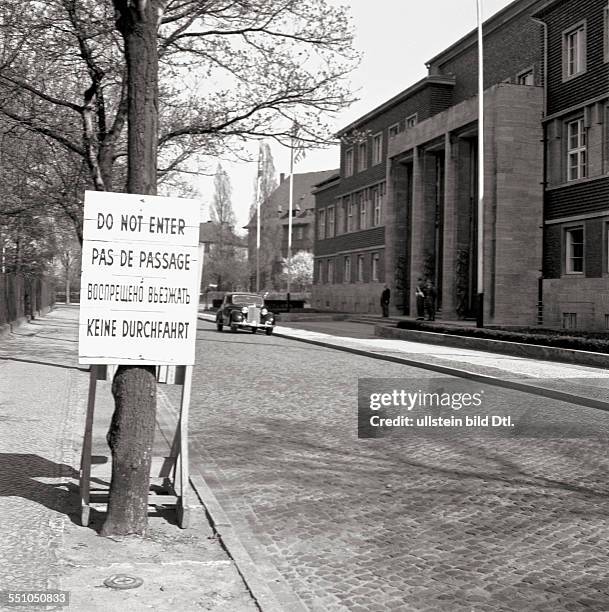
[0,0,358,535]
[0,214,57,276]
[0,0,358,218]
[279,250,313,292]
[201,225,249,291]
[0,123,76,278]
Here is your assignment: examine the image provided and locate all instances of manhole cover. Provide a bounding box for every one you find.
[103,574,144,590]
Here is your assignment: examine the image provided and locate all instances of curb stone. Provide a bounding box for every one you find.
[375,324,609,369]
[156,387,308,612]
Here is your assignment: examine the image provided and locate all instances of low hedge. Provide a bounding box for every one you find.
[395,320,609,353]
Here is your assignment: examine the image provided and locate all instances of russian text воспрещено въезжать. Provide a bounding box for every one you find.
[86,283,191,304]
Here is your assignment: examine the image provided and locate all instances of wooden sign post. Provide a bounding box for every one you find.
[77,190,202,528]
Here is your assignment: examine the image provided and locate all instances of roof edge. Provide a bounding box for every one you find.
[426,0,544,67]
[336,75,455,136]
[532,0,567,19]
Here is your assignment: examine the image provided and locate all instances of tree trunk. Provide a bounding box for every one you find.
[101,364,157,536]
[101,0,161,537]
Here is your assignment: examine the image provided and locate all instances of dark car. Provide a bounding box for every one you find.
[215,293,275,335]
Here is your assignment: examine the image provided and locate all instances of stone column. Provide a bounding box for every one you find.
[389,159,412,315]
[441,132,458,318]
[409,146,424,315]
[384,159,397,310]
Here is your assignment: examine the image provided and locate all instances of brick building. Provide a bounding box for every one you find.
[245,169,337,290]
[313,0,548,323]
[535,0,609,330]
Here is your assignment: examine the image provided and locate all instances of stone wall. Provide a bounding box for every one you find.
[312,282,386,314]
[543,278,609,330]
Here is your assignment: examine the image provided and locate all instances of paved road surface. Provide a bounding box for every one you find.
[187,319,609,612]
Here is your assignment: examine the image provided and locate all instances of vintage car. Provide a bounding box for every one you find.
[215,292,275,335]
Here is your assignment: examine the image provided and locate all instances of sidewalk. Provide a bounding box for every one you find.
[199,311,609,380]
[0,306,256,612]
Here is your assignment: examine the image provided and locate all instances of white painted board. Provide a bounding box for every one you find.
[78,191,201,365]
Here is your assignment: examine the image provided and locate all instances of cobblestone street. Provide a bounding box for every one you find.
[190,319,609,612]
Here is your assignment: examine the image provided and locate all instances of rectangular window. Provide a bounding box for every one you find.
[347,197,356,232]
[405,114,418,128]
[358,142,367,172]
[517,69,534,85]
[317,260,324,284]
[317,209,325,240]
[562,312,577,329]
[295,226,304,240]
[372,253,380,282]
[327,259,334,284]
[388,123,400,139]
[357,254,364,282]
[605,5,609,62]
[327,206,335,238]
[605,223,609,273]
[344,147,353,177]
[343,256,351,283]
[359,191,367,230]
[372,184,384,226]
[336,201,345,235]
[565,226,584,273]
[372,132,383,165]
[563,23,586,79]
[567,118,587,181]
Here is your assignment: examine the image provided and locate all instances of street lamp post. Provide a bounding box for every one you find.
[476,0,485,328]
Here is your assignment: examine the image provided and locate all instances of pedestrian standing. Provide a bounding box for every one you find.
[415,277,425,320]
[424,279,437,321]
[380,286,390,318]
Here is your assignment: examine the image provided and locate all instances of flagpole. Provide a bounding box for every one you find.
[287,139,294,302]
[255,144,262,293]
[476,0,485,328]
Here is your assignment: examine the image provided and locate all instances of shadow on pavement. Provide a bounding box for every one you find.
[0,453,182,533]
[0,453,80,518]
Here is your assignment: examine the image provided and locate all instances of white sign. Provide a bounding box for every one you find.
[78,190,201,365]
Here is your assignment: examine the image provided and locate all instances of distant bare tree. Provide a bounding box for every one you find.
[205,165,247,290]
[249,143,282,289]
[52,218,81,303]
[210,164,235,227]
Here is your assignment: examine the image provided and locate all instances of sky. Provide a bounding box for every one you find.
[196,0,516,231]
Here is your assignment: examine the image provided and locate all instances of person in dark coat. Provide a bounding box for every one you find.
[380,286,390,317]
[415,277,425,320]
[423,279,437,321]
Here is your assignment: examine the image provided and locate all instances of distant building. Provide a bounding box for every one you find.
[199,221,248,292]
[245,169,338,290]
[199,221,247,257]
